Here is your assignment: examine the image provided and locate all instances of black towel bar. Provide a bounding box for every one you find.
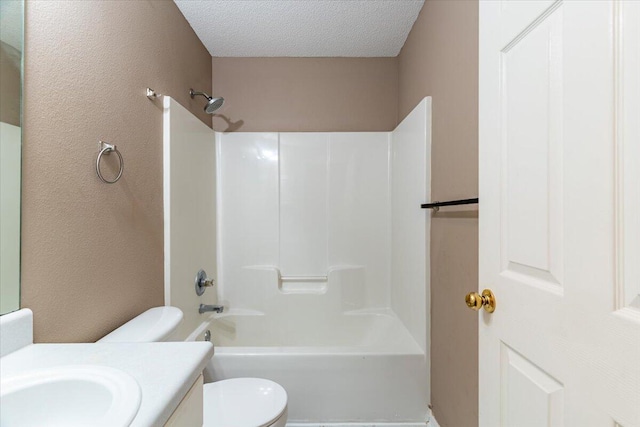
[421,198,479,211]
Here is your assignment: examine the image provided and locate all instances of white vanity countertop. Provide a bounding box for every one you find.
[0,341,214,427]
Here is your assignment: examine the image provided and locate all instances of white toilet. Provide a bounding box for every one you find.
[99,307,288,427]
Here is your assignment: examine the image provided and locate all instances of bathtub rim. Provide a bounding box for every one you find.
[185,310,425,356]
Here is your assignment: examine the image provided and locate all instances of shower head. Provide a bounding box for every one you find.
[205,97,225,114]
[189,89,225,114]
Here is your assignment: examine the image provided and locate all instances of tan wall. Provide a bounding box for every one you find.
[399,1,479,426]
[22,0,212,343]
[211,57,398,132]
[0,41,21,126]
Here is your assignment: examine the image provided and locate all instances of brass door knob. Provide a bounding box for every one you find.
[465,289,496,313]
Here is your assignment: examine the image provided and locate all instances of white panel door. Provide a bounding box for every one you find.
[479,1,640,426]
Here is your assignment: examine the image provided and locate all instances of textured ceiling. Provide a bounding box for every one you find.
[173,0,425,57]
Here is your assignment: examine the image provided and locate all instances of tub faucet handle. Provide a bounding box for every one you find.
[195,269,215,296]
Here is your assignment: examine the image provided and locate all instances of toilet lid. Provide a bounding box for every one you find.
[204,378,288,427]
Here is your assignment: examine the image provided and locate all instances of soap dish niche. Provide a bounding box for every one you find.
[278,275,328,294]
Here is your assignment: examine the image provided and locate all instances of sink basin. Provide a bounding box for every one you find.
[0,365,141,427]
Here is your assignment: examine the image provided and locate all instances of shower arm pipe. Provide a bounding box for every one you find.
[190,89,211,100]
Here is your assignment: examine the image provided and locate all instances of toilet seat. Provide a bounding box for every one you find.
[203,378,288,427]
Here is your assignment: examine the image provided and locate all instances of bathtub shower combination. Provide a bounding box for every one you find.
[163,97,432,424]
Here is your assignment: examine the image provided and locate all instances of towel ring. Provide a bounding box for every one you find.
[96,141,124,184]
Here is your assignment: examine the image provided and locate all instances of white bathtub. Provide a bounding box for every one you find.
[188,310,429,423]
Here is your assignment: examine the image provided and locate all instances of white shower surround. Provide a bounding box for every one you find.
[200,98,432,423]
[163,97,218,342]
[163,96,432,422]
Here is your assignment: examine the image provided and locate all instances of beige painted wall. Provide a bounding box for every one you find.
[22,0,212,343]
[211,57,398,132]
[399,1,479,426]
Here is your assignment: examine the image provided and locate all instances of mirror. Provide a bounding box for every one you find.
[0,0,23,315]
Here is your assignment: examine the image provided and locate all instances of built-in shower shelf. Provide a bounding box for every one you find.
[280,276,328,282]
[278,275,328,294]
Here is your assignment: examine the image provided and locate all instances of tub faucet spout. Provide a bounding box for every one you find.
[199,304,224,314]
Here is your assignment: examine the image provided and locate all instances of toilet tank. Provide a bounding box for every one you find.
[98,306,184,343]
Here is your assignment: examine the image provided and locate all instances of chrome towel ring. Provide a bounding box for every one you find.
[96,141,124,184]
